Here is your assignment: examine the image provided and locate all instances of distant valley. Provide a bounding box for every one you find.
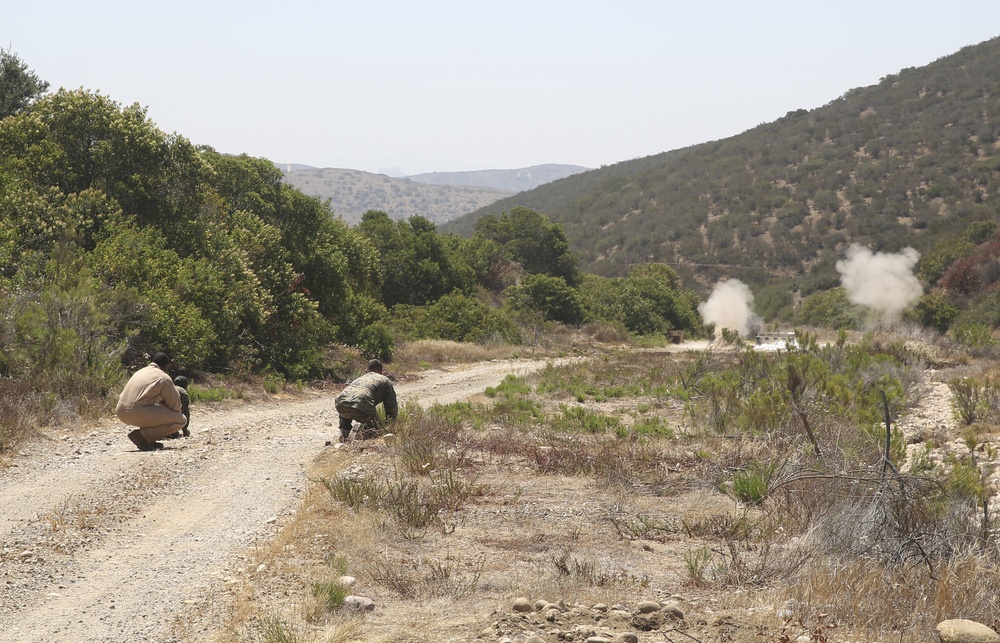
[278,164,588,225]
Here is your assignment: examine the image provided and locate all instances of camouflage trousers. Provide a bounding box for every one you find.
[336,404,383,441]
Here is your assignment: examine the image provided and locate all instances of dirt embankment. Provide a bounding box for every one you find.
[0,357,569,643]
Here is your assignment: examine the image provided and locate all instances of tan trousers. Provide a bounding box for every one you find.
[116,404,187,442]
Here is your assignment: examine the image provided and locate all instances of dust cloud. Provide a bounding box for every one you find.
[698,278,760,337]
[836,243,922,324]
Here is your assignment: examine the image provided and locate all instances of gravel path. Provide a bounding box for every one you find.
[0,358,567,643]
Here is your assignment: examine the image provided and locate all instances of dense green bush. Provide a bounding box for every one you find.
[578,264,702,336]
[796,288,862,329]
[390,292,520,344]
[908,292,960,332]
[0,89,391,382]
[505,273,584,325]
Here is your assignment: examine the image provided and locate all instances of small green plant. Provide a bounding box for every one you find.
[730,462,775,506]
[311,579,349,610]
[484,374,532,398]
[252,614,300,643]
[683,546,714,586]
[320,475,384,509]
[263,374,285,394]
[949,377,985,425]
[623,416,673,438]
[720,327,743,345]
[906,443,937,474]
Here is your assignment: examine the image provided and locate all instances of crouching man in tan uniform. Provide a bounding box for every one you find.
[335,359,398,442]
[116,352,187,451]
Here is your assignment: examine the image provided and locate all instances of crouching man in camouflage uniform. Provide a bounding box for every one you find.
[334,359,398,442]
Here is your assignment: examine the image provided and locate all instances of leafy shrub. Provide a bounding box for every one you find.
[952,323,997,350]
[909,292,960,332]
[504,273,584,325]
[796,288,861,329]
[391,292,520,344]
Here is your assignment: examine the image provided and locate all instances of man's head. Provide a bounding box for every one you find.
[366,359,383,374]
[173,375,189,389]
[152,352,171,368]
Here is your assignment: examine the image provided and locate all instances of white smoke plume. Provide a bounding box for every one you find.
[835,243,922,324]
[698,279,760,337]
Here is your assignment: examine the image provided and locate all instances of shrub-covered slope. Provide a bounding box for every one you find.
[447,36,1000,298]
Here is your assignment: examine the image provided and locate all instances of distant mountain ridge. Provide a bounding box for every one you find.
[278,163,587,224]
[279,167,511,225]
[406,164,589,192]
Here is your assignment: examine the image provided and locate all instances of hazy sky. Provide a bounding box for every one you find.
[8,1,1000,175]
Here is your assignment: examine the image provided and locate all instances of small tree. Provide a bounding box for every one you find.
[0,48,49,118]
[505,274,584,325]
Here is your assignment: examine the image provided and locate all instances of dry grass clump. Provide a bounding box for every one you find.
[0,378,45,452]
[391,339,519,370]
[776,552,1000,640]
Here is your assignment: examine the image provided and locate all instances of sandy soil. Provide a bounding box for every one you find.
[0,357,572,643]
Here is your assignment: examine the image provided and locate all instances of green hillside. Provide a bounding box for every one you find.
[445,36,1000,300]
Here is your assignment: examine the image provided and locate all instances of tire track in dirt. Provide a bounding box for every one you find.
[0,357,572,643]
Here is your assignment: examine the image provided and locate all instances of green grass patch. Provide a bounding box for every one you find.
[189,385,240,403]
[625,416,673,438]
[551,405,622,433]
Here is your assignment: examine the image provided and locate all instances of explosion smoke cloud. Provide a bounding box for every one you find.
[699,279,758,337]
[835,243,922,324]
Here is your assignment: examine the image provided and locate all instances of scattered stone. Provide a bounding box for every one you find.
[620,634,639,643]
[534,599,551,611]
[586,637,614,643]
[342,595,375,612]
[593,603,609,612]
[631,610,664,631]
[662,601,685,620]
[255,564,267,574]
[636,600,661,614]
[512,597,533,613]
[545,608,561,622]
[524,637,545,643]
[338,575,357,587]
[936,619,1000,643]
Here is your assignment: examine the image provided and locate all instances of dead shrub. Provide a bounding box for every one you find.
[778,552,1000,641]
[390,407,478,476]
[0,378,46,451]
[551,549,649,588]
[526,433,668,487]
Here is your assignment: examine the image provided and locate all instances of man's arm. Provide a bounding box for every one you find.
[382,383,398,421]
[159,375,182,412]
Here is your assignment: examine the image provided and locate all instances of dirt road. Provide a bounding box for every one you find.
[0,357,568,643]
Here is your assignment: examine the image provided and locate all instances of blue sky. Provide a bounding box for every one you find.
[8,1,1000,174]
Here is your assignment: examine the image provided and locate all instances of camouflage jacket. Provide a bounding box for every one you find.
[334,372,398,420]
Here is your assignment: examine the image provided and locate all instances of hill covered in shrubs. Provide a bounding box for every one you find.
[447,36,1000,333]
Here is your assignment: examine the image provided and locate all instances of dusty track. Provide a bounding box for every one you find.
[0,357,568,643]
